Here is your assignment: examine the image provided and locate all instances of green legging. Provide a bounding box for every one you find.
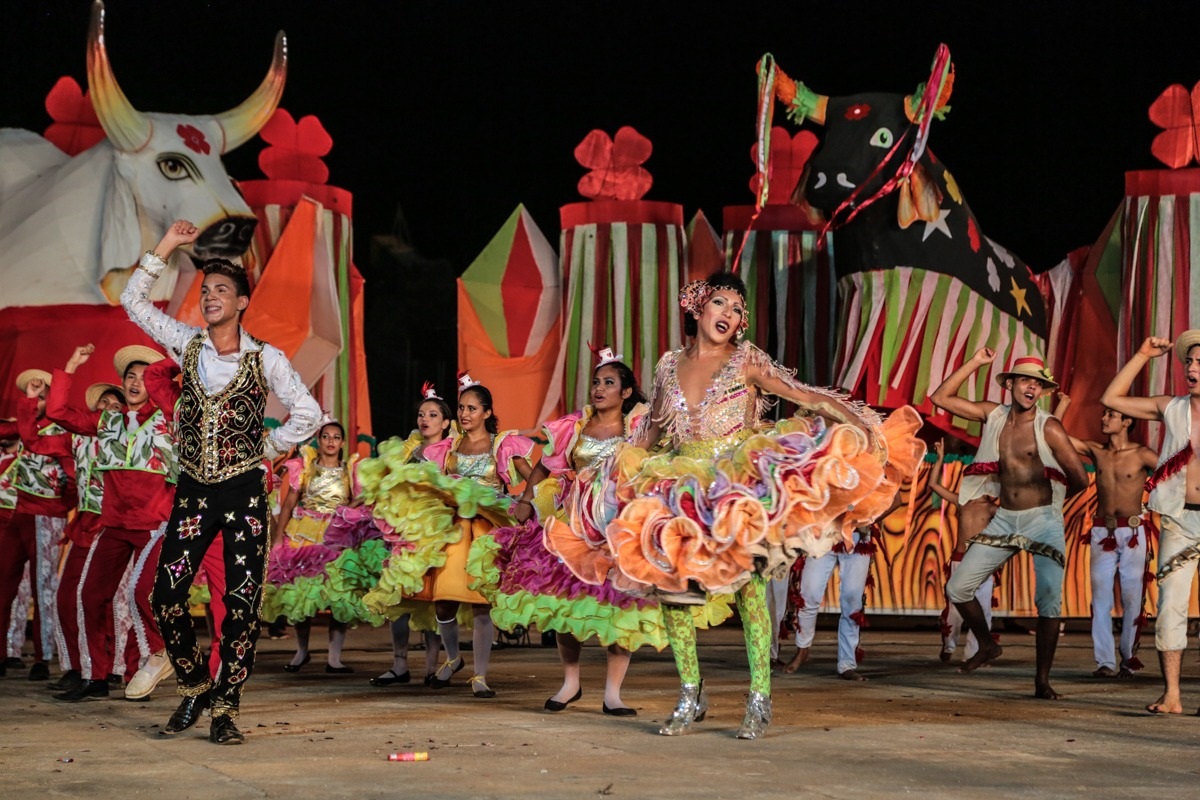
[661,574,771,694]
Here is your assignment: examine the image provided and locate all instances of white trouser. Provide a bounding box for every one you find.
[33,516,63,662]
[942,559,994,659]
[767,576,788,661]
[1088,525,1147,669]
[794,544,871,674]
[1155,510,1200,652]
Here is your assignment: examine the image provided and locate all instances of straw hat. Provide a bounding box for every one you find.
[85,382,122,412]
[1174,330,1200,363]
[15,369,52,393]
[113,345,164,379]
[995,356,1058,390]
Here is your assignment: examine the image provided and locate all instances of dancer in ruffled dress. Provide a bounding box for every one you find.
[475,349,731,715]
[361,375,533,698]
[369,384,449,688]
[547,272,924,739]
[266,421,379,673]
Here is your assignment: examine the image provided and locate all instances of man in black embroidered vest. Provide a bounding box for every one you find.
[122,220,321,744]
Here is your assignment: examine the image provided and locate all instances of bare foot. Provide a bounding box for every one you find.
[1146,694,1183,714]
[1092,666,1117,678]
[839,668,868,681]
[784,648,810,674]
[959,643,1002,673]
[1034,682,1061,700]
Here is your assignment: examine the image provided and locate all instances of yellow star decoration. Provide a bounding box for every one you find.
[1009,277,1031,318]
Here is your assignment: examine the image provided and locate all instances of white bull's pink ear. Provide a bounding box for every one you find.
[215,31,288,153]
[87,1,152,153]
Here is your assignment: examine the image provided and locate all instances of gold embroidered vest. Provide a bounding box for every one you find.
[176,334,268,484]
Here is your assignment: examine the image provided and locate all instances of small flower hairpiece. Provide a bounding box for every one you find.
[457,371,479,392]
[678,280,713,316]
[421,381,442,401]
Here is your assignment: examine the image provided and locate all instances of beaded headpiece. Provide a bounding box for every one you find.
[678,280,750,338]
[421,381,443,401]
[457,371,480,392]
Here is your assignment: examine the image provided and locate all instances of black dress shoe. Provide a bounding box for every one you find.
[55,679,110,702]
[47,669,82,692]
[544,688,582,712]
[209,715,245,745]
[4,656,25,669]
[325,664,354,674]
[602,702,637,717]
[369,669,411,687]
[423,673,435,687]
[27,661,49,681]
[161,693,211,735]
[428,655,464,689]
[282,653,311,673]
[106,673,123,687]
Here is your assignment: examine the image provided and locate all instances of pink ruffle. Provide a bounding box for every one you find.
[490,522,655,610]
[268,543,341,584]
[323,505,385,550]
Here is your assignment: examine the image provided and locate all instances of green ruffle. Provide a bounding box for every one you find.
[262,575,327,624]
[263,543,389,627]
[466,530,733,651]
[188,582,212,608]
[358,455,514,615]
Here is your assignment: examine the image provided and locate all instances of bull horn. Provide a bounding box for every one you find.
[792,82,828,126]
[215,31,287,153]
[87,1,152,152]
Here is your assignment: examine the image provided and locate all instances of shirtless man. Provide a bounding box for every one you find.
[931,349,1088,699]
[1058,395,1157,678]
[1100,333,1200,714]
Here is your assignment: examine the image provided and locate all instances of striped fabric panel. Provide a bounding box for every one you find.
[560,221,685,409]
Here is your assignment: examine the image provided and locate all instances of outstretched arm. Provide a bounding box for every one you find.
[120,220,202,357]
[1043,418,1090,497]
[927,439,959,505]
[1100,337,1173,420]
[930,347,1000,423]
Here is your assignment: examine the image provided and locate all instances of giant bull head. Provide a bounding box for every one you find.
[768,50,1055,437]
[0,1,285,308]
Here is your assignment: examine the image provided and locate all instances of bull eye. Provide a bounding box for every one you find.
[868,127,894,149]
[156,153,196,182]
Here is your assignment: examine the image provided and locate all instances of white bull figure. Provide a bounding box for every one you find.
[0,1,285,308]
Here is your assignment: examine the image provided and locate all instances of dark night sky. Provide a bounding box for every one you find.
[5,0,1198,275]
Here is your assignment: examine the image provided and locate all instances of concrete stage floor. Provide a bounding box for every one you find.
[2,622,1199,799]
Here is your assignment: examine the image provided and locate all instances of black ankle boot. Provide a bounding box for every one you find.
[161,692,211,735]
[210,714,245,745]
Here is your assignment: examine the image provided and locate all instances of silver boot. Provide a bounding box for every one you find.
[735,690,771,740]
[658,681,708,736]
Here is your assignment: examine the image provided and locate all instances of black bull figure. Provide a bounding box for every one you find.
[768,54,1051,439]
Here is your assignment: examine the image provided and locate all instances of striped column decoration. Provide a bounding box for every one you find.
[558,200,686,411]
[722,205,836,387]
[1119,169,1200,447]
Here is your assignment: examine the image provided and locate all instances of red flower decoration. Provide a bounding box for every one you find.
[575,126,652,201]
[749,126,819,205]
[844,103,872,121]
[43,76,104,156]
[257,108,333,184]
[177,124,211,155]
[1148,81,1200,169]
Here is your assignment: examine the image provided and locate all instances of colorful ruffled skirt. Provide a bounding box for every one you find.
[546,408,924,597]
[357,458,514,619]
[467,517,733,651]
[261,507,388,626]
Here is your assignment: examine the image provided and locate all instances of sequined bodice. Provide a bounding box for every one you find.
[570,433,621,472]
[448,436,500,489]
[301,464,351,515]
[660,345,756,448]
